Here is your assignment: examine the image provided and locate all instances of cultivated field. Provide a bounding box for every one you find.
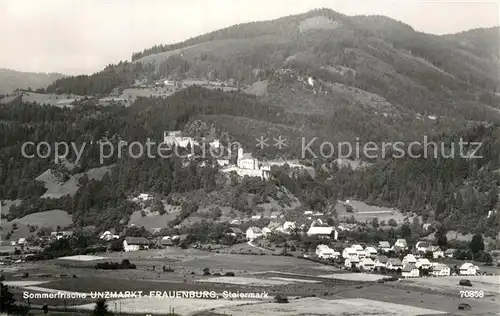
[198,276,315,286]
[403,275,500,295]
[36,165,112,199]
[0,199,22,215]
[0,209,73,241]
[8,210,72,228]
[74,297,260,315]
[57,255,108,262]
[336,200,411,224]
[317,272,388,282]
[212,297,446,316]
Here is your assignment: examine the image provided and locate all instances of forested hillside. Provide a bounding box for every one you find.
[1,87,499,236]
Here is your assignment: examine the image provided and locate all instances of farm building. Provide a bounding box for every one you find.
[374,255,389,267]
[402,254,417,266]
[123,237,149,252]
[431,263,450,277]
[386,258,403,270]
[307,226,337,239]
[364,246,378,257]
[459,263,479,276]
[316,245,340,259]
[246,227,263,240]
[427,246,444,259]
[444,248,456,258]
[393,239,408,250]
[360,258,375,271]
[415,258,432,269]
[378,241,391,252]
[402,264,420,278]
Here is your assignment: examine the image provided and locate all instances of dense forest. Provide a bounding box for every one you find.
[1,86,499,236]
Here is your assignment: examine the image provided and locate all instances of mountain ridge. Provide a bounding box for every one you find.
[0,68,66,94]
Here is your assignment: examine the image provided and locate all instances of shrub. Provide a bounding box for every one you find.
[95,260,136,270]
[224,272,235,277]
[274,294,289,303]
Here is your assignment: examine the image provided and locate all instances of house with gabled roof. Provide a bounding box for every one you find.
[460,263,479,276]
[427,245,444,259]
[246,227,263,240]
[393,239,408,250]
[386,258,403,270]
[402,254,417,266]
[444,248,456,258]
[378,241,391,252]
[123,237,149,252]
[307,226,337,240]
[402,264,419,278]
[431,263,450,277]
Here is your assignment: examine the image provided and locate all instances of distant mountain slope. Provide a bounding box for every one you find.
[0,68,65,94]
[443,27,500,63]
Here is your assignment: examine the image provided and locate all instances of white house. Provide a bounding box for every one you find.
[217,159,230,167]
[431,263,450,277]
[427,246,444,259]
[402,264,420,278]
[246,227,263,240]
[360,257,375,271]
[415,241,430,253]
[345,256,360,268]
[386,258,403,270]
[316,245,340,260]
[123,237,149,252]
[444,248,456,258]
[342,247,359,260]
[378,241,391,252]
[374,255,389,268]
[402,254,417,266]
[100,231,119,241]
[415,258,432,269]
[459,263,479,276]
[269,211,283,219]
[251,215,262,220]
[261,227,272,236]
[307,226,337,239]
[17,238,26,245]
[304,211,313,215]
[138,193,152,201]
[163,131,199,148]
[364,247,378,257]
[394,239,408,250]
[351,244,364,251]
[279,221,296,234]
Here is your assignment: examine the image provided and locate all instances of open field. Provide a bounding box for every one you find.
[128,206,180,230]
[0,210,72,242]
[0,199,22,215]
[317,273,388,282]
[57,255,108,261]
[402,275,500,295]
[3,248,499,315]
[74,296,260,315]
[36,166,112,199]
[8,210,72,228]
[212,297,446,316]
[336,282,500,315]
[197,276,317,286]
[336,200,413,224]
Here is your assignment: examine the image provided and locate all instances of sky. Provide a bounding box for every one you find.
[0,0,498,75]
